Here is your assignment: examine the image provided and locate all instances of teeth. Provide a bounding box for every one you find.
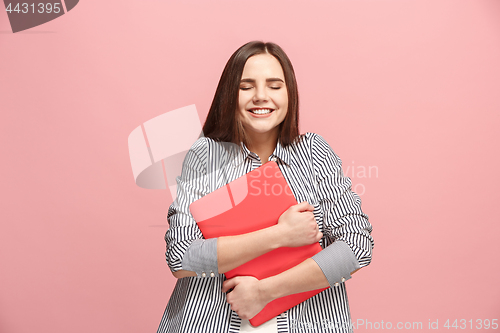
[251,109,272,114]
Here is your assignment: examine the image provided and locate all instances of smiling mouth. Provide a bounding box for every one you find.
[248,108,274,115]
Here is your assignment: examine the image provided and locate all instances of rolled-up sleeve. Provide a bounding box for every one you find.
[310,134,374,287]
[164,139,218,277]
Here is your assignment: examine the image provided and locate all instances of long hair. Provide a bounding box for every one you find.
[202,41,302,148]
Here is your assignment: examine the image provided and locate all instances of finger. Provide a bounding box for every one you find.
[302,201,314,211]
[316,232,323,242]
[222,278,238,293]
[296,201,314,212]
[226,292,233,305]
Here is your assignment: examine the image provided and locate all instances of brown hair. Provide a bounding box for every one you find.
[202,41,302,149]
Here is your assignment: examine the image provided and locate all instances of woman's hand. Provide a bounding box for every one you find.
[222,276,272,320]
[276,201,322,248]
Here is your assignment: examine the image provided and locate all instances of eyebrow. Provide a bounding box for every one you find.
[240,78,285,83]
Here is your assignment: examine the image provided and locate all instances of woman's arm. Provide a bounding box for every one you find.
[173,225,285,278]
[173,200,323,278]
[222,257,359,320]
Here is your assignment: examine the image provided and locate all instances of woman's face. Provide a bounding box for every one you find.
[237,53,288,141]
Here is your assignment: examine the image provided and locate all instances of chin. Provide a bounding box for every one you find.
[247,127,279,135]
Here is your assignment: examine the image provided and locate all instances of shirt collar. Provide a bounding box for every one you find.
[230,138,292,168]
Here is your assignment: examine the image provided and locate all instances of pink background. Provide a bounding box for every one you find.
[1,0,499,332]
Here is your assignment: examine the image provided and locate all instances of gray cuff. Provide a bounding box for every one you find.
[312,240,361,288]
[181,238,219,278]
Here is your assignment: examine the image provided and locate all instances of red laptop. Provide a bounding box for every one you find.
[189,161,328,327]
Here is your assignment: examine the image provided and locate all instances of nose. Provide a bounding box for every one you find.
[252,84,268,103]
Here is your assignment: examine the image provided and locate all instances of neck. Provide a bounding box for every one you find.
[246,130,279,164]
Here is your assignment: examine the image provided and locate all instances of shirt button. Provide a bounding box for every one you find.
[341,277,346,282]
[201,272,206,278]
[334,282,339,287]
[270,157,277,162]
[210,272,215,277]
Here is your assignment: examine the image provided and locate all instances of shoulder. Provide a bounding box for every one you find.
[292,132,328,145]
[296,132,334,153]
[180,137,212,169]
[186,136,238,165]
[298,132,341,165]
[189,136,211,152]
[187,136,225,155]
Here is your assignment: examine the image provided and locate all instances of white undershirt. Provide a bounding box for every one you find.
[239,317,278,333]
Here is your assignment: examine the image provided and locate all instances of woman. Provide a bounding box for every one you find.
[157,41,374,333]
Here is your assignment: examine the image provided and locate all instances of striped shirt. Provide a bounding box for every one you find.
[157,132,374,333]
